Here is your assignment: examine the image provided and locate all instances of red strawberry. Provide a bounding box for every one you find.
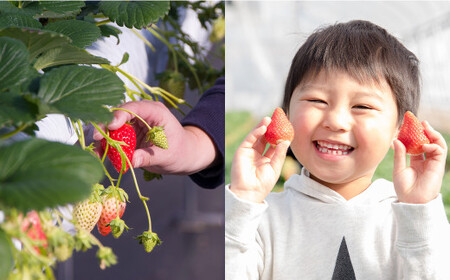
[265,107,294,145]
[101,123,136,173]
[397,111,430,155]
[21,211,47,253]
[97,197,126,236]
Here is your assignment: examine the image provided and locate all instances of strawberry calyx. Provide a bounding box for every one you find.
[108,218,130,239]
[96,246,117,270]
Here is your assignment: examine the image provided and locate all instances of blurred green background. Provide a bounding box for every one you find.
[225,111,450,219]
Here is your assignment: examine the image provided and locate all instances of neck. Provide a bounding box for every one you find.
[309,173,373,200]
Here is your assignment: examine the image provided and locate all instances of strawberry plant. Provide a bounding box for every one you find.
[0,1,224,279]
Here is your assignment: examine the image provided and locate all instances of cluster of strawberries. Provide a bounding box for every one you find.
[73,123,166,245]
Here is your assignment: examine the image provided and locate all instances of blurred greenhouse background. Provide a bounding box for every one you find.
[225,1,450,217]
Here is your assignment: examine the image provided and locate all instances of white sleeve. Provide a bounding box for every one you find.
[392,194,450,279]
[225,185,267,280]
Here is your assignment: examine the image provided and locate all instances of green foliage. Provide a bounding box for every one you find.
[0,230,12,280]
[99,1,170,29]
[0,139,103,211]
[0,1,224,278]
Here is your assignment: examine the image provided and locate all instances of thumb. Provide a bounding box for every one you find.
[270,140,290,175]
[132,149,150,168]
[393,139,407,175]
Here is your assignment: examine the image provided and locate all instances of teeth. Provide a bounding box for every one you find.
[316,141,352,155]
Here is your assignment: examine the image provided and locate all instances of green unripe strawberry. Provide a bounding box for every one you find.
[147,126,168,149]
[109,218,129,239]
[97,246,117,270]
[136,231,161,253]
[159,71,186,99]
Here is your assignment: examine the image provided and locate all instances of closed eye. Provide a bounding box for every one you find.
[307,99,326,104]
[353,105,372,110]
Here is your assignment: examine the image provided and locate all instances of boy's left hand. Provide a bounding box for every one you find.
[393,121,448,204]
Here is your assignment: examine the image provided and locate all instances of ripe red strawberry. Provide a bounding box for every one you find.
[265,107,294,145]
[97,197,126,236]
[101,123,136,173]
[397,111,430,155]
[21,211,47,253]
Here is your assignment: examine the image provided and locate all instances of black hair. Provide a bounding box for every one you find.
[283,20,420,124]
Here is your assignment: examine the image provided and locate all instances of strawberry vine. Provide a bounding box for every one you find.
[0,1,224,279]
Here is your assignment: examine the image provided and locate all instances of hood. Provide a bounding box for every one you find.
[284,168,397,205]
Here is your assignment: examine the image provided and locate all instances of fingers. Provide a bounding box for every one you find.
[423,121,448,153]
[240,117,271,154]
[393,139,407,174]
[93,123,107,141]
[93,101,169,140]
[269,140,291,173]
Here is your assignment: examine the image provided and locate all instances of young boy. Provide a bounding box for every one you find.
[226,20,450,279]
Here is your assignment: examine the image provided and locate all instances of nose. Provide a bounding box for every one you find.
[321,106,352,132]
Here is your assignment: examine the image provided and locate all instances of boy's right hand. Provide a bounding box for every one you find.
[230,117,291,203]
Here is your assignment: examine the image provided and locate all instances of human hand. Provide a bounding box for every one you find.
[93,100,217,175]
[230,117,291,203]
[393,121,448,204]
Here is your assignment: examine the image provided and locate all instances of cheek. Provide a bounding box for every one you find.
[354,114,397,155]
[289,109,318,151]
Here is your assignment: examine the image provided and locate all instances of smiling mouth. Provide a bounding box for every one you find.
[314,140,354,155]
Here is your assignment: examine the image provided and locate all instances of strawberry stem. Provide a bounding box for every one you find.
[124,156,153,232]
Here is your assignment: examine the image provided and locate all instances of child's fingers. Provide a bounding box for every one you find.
[240,117,271,153]
[393,139,407,174]
[269,140,291,174]
[423,121,448,152]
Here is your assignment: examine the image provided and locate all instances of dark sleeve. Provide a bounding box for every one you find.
[180,77,225,189]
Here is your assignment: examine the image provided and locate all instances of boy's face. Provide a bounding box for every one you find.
[288,70,398,193]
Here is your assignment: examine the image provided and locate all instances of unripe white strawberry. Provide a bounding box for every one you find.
[73,200,103,232]
[73,183,104,232]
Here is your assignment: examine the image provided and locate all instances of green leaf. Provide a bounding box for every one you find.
[99,1,170,29]
[38,1,85,18]
[0,138,103,211]
[45,19,101,49]
[0,91,38,128]
[0,11,42,29]
[37,65,124,122]
[0,27,71,61]
[0,37,36,91]
[99,24,122,44]
[33,44,109,70]
[0,230,12,280]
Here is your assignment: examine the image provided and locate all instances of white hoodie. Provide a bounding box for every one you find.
[225,169,450,279]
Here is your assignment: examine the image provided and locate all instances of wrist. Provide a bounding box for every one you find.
[179,125,217,174]
[229,185,265,203]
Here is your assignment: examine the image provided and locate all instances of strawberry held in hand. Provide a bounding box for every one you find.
[265,107,294,145]
[101,123,136,173]
[397,111,430,155]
